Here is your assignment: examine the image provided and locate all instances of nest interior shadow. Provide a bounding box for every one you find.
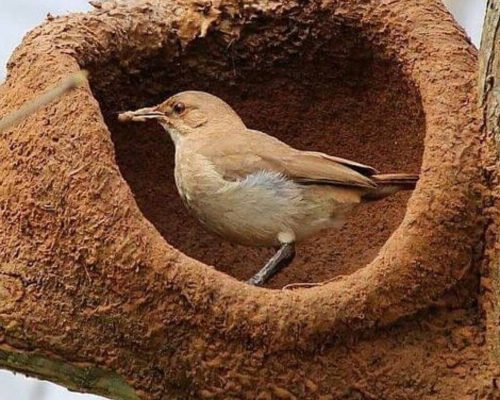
[90,22,425,288]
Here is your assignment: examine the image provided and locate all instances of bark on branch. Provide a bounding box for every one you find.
[479,0,500,367]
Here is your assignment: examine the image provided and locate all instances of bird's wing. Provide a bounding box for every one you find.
[199,129,378,189]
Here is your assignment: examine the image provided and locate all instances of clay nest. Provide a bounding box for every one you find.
[96,20,426,288]
[0,0,484,384]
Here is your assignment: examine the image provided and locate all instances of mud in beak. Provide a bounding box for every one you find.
[118,107,165,123]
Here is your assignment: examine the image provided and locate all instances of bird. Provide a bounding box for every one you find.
[118,91,418,286]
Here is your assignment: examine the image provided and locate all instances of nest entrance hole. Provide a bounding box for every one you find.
[90,23,425,287]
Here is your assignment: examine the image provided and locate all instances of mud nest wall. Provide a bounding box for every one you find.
[0,0,495,399]
[95,23,425,286]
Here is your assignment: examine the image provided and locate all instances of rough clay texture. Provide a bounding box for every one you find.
[0,0,497,399]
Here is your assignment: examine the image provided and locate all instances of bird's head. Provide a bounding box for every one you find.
[118,91,245,144]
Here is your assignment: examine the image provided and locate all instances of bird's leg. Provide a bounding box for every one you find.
[247,243,296,286]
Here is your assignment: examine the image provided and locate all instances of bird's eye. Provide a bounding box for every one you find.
[173,102,185,114]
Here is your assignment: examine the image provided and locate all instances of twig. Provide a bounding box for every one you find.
[0,70,88,132]
[282,274,348,290]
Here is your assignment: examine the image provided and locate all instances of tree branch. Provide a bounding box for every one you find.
[478,0,500,367]
[0,344,138,400]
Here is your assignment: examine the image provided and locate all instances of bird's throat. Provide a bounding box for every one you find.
[163,125,182,146]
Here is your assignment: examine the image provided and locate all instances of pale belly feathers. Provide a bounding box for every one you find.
[174,148,359,247]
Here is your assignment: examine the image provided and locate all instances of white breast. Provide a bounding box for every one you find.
[173,146,351,247]
[174,148,302,246]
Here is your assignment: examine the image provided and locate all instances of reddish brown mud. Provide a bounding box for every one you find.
[0,1,496,399]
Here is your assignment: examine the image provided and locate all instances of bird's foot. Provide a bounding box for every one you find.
[246,243,295,286]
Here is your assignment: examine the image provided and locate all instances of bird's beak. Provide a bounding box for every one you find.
[118,107,165,123]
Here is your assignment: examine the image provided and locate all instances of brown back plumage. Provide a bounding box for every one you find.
[155,91,419,195]
[196,128,380,189]
[196,127,419,195]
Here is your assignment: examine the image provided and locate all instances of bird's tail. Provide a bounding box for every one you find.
[363,174,419,201]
